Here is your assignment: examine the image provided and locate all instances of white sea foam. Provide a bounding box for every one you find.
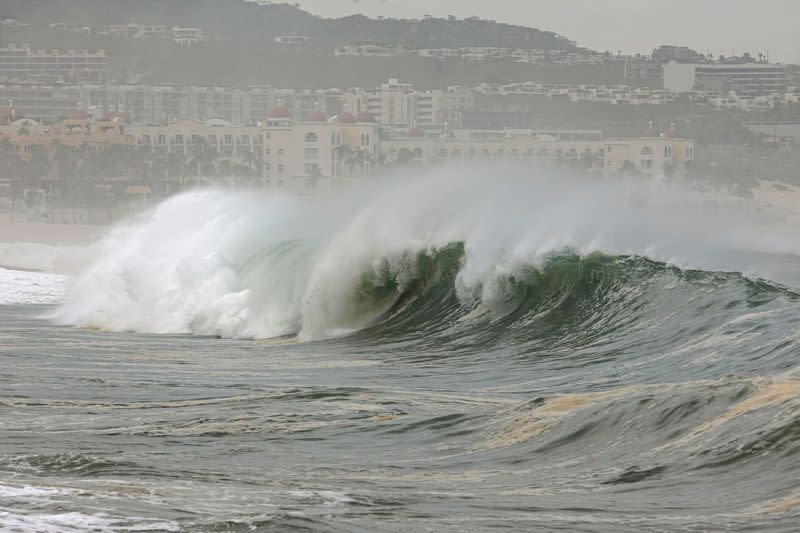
[53,166,800,339]
[0,510,180,532]
[0,484,72,498]
[0,267,69,305]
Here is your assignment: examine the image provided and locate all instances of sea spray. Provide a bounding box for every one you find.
[54,166,800,339]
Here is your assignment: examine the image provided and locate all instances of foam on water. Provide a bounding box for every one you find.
[0,267,69,305]
[50,167,800,339]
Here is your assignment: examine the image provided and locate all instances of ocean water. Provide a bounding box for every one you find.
[3,170,800,531]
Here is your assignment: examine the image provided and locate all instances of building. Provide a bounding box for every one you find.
[382,128,694,178]
[743,122,800,145]
[415,47,604,65]
[603,137,693,176]
[663,61,787,96]
[171,27,204,46]
[0,43,107,83]
[274,35,310,48]
[0,110,381,193]
[49,22,93,35]
[122,112,380,191]
[335,42,405,57]
[0,116,127,156]
[342,79,473,128]
[0,84,343,125]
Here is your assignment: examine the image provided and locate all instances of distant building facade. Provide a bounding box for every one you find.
[382,128,694,178]
[342,79,476,128]
[0,43,107,83]
[663,61,787,96]
[0,84,343,125]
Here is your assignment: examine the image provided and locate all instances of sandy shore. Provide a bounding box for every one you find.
[0,215,105,245]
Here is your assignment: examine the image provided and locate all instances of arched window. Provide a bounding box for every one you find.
[360,134,366,146]
[277,148,284,156]
[365,134,370,146]
[640,146,654,156]
[305,132,318,143]
[336,133,341,144]
[331,132,336,145]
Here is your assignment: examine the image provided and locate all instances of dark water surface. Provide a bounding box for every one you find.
[3,254,800,532]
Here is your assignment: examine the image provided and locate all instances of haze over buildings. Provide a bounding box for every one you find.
[295,0,800,64]
[1,0,799,224]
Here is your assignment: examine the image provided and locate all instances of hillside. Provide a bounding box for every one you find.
[2,0,580,51]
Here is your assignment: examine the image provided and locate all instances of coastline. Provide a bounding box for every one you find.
[0,214,104,246]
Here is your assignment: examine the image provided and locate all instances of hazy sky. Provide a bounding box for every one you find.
[292,0,800,63]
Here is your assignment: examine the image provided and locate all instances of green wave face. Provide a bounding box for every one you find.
[340,245,793,357]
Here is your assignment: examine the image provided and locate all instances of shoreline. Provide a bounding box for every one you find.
[0,215,105,246]
[0,264,45,273]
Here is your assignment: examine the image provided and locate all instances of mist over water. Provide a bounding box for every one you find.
[5,167,800,530]
[54,166,800,339]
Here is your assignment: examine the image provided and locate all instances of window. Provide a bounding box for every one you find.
[641,160,653,169]
[278,163,284,174]
[441,148,448,157]
[224,134,232,145]
[640,146,654,156]
[174,134,184,144]
[158,134,166,145]
[331,132,336,145]
[305,132,318,143]
[277,148,284,156]
[239,134,249,145]
[305,163,319,175]
[255,135,263,145]
[305,147,319,159]
[207,134,216,144]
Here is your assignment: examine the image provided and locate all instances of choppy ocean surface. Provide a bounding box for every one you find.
[3,171,800,531]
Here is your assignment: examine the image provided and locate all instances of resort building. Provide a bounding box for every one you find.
[382,128,694,178]
[0,43,108,83]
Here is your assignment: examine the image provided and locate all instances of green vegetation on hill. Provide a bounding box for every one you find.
[1,1,620,88]
[3,0,579,51]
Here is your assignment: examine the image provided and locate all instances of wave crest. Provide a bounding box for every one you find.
[54,170,800,341]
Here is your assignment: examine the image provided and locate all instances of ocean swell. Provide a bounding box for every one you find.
[53,168,800,340]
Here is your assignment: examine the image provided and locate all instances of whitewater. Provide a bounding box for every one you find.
[49,168,800,339]
[4,166,800,531]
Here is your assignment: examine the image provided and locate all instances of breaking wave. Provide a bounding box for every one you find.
[54,167,800,341]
